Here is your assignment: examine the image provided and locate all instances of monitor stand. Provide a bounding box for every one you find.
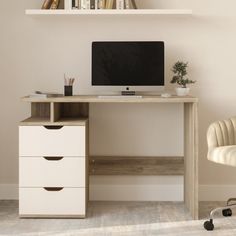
[121,90,136,96]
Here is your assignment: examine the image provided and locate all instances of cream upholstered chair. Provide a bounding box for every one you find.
[204,117,236,231]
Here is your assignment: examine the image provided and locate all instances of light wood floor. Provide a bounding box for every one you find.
[0,201,235,235]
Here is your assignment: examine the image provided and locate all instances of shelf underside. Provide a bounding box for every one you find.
[25,9,193,16]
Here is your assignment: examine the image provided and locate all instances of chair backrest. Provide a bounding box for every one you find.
[207,117,236,148]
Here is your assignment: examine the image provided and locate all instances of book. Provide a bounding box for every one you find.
[90,0,96,9]
[95,0,98,9]
[105,0,109,9]
[72,0,75,8]
[116,0,124,9]
[29,91,63,98]
[41,0,53,9]
[98,0,101,9]
[81,0,87,9]
[98,0,106,9]
[50,0,60,9]
[75,0,80,8]
[124,0,130,9]
[130,0,137,9]
[64,0,72,9]
[86,0,91,9]
[106,0,114,9]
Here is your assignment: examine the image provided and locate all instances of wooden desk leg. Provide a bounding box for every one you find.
[184,102,199,220]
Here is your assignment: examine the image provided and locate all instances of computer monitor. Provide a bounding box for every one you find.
[92,41,165,94]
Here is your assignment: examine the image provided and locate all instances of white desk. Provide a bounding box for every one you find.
[20,95,198,219]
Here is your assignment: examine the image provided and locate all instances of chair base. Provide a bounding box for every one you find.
[203,198,236,231]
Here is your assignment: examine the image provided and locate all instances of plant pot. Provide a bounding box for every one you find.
[175,87,190,96]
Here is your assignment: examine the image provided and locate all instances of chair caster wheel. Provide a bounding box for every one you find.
[203,219,214,231]
[222,208,232,217]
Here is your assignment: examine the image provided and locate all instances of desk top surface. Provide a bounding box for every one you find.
[22,95,198,103]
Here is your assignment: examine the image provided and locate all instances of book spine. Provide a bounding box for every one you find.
[99,0,105,9]
[75,0,83,9]
[41,0,53,9]
[111,0,115,9]
[75,0,80,8]
[95,0,98,9]
[130,0,137,9]
[124,0,130,9]
[64,0,72,9]
[112,0,115,9]
[109,0,113,9]
[72,0,75,8]
[86,0,91,9]
[105,0,109,9]
[98,0,102,9]
[100,0,104,9]
[108,0,113,9]
[116,0,124,9]
[50,0,60,9]
[90,0,96,9]
[81,0,86,9]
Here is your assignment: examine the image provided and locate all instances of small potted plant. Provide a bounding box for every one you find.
[170,61,196,96]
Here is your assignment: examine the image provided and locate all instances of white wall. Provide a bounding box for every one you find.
[1,0,236,200]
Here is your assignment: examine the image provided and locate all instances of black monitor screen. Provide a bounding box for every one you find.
[92,41,164,86]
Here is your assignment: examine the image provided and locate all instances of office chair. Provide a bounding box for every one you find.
[204,117,236,231]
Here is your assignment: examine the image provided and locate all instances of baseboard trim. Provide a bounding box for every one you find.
[0,184,18,200]
[199,185,236,201]
[1,184,236,201]
[90,184,184,201]
[89,176,184,201]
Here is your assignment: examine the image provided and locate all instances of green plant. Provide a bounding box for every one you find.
[170,61,196,88]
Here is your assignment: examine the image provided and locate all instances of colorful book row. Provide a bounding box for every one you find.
[65,0,137,10]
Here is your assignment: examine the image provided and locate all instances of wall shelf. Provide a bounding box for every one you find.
[25,9,193,16]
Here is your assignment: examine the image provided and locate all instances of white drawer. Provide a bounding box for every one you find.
[19,157,86,187]
[19,187,86,217]
[19,126,85,157]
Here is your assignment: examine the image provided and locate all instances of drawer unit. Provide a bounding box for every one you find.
[19,126,85,157]
[19,122,88,218]
[19,187,86,217]
[19,157,85,187]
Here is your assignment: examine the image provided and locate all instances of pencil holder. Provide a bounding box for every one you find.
[64,86,73,96]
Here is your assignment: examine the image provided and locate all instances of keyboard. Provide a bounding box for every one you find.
[98,95,143,99]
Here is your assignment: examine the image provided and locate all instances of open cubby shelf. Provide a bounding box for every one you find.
[31,102,50,118]
[20,102,89,126]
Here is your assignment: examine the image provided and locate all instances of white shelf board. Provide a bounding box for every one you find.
[25,9,193,16]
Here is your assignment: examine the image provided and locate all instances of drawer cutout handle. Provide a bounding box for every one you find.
[43,156,64,161]
[44,187,64,192]
[44,126,63,130]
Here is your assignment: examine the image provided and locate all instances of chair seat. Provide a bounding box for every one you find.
[208,145,236,166]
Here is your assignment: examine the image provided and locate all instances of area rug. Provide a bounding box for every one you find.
[15,217,236,236]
